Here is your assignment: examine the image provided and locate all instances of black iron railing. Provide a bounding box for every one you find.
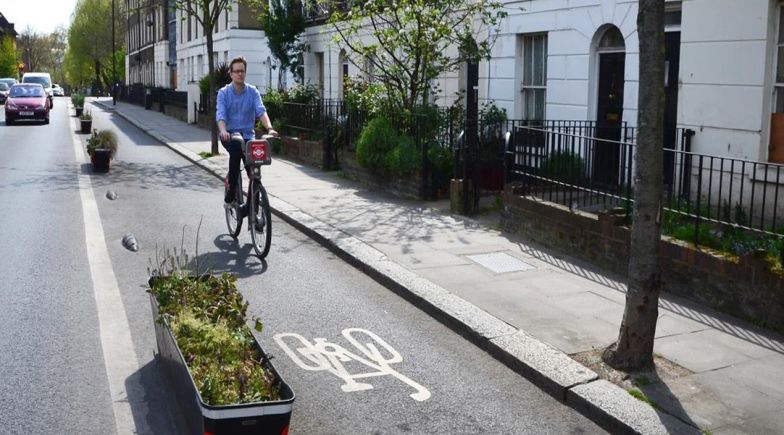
[505,123,784,240]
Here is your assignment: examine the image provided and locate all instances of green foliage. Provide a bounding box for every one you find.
[199,62,231,95]
[65,0,125,88]
[356,117,396,170]
[628,388,658,409]
[662,201,784,272]
[356,117,420,177]
[329,0,507,112]
[0,36,17,78]
[71,93,86,108]
[79,110,93,121]
[248,0,307,81]
[147,267,280,406]
[539,151,586,183]
[480,101,508,126]
[343,76,388,116]
[385,135,418,176]
[262,87,287,115]
[86,128,118,157]
[287,83,320,104]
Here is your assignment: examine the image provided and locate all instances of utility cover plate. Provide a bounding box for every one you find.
[466,252,535,274]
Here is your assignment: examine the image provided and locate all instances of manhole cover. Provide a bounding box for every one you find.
[466,252,535,274]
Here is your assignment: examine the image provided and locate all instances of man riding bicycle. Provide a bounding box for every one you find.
[216,56,277,216]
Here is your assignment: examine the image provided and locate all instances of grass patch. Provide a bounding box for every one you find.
[633,375,651,387]
[198,151,215,159]
[628,388,659,409]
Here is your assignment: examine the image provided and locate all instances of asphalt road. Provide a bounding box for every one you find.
[0,99,605,434]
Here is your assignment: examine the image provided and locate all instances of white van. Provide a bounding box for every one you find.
[22,72,54,108]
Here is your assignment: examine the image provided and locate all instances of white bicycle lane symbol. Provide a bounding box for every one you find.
[273,328,431,402]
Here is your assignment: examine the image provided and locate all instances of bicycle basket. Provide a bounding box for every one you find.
[244,139,272,166]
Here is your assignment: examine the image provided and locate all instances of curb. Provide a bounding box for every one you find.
[93,99,700,435]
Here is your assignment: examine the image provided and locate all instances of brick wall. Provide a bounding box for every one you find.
[277,136,327,168]
[501,188,784,332]
[339,150,423,199]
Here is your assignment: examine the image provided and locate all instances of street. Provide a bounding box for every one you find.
[0,99,605,434]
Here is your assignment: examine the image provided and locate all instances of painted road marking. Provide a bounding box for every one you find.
[71,112,144,434]
[274,328,431,401]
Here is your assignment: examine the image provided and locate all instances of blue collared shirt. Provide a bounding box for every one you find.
[215,83,266,141]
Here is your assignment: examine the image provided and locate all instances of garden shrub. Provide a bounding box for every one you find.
[385,135,419,177]
[357,117,398,171]
[539,151,586,183]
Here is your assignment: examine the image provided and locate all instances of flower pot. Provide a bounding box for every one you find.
[148,277,294,435]
[75,107,83,117]
[80,119,92,134]
[90,149,112,172]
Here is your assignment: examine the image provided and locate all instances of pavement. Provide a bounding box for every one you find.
[89,97,784,434]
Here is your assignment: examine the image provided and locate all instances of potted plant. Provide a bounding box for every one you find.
[147,249,294,435]
[86,129,118,172]
[71,93,85,117]
[79,110,93,134]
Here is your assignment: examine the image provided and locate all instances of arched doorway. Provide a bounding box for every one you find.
[593,25,626,187]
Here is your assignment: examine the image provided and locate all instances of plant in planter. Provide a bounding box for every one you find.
[86,129,118,172]
[71,93,85,117]
[147,245,294,434]
[79,110,93,134]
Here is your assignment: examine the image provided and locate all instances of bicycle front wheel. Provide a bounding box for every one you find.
[224,173,243,238]
[249,180,272,258]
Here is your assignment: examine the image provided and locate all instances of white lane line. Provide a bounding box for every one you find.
[71,112,142,434]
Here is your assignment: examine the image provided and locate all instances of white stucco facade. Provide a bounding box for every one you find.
[301,0,781,164]
[174,2,293,122]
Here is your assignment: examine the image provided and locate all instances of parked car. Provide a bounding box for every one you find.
[52,83,64,96]
[5,83,50,125]
[21,72,53,108]
[0,82,9,104]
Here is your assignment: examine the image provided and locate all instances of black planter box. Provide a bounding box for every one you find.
[91,149,112,172]
[80,119,92,134]
[149,282,295,435]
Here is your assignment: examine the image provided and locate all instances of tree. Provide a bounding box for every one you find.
[174,0,234,154]
[249,0,306,90]
[602,0,666,371]
[327,0,506,114]
[0,36,16,78]
[66,0,125,90]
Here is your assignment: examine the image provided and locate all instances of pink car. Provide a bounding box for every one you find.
[5,83,50,125]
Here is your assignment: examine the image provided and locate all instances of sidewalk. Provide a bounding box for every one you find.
[91,98,784,434]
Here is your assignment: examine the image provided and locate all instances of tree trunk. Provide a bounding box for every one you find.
[205,28,219,155]
[602,0,665,372]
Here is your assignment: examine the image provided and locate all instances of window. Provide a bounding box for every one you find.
[770,4,784,162]
[521,34,547,120]
[775,5,784,114]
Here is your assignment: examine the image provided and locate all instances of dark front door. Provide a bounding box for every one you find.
[594,52,625,186]
[663,31,681,191]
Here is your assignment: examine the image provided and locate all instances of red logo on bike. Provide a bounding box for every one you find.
[250,141,268,161]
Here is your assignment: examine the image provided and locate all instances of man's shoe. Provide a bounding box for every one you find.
[239,203,249,218]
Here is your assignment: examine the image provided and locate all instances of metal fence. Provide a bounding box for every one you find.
[505,122,784,240]
[275,100,461,198]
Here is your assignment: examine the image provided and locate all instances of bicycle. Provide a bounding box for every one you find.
[224,133,274,258]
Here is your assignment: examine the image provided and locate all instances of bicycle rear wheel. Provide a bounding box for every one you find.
[249,180,272,259]
[224,173,243,238]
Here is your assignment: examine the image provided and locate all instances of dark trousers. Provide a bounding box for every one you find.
[222,135,250,203]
